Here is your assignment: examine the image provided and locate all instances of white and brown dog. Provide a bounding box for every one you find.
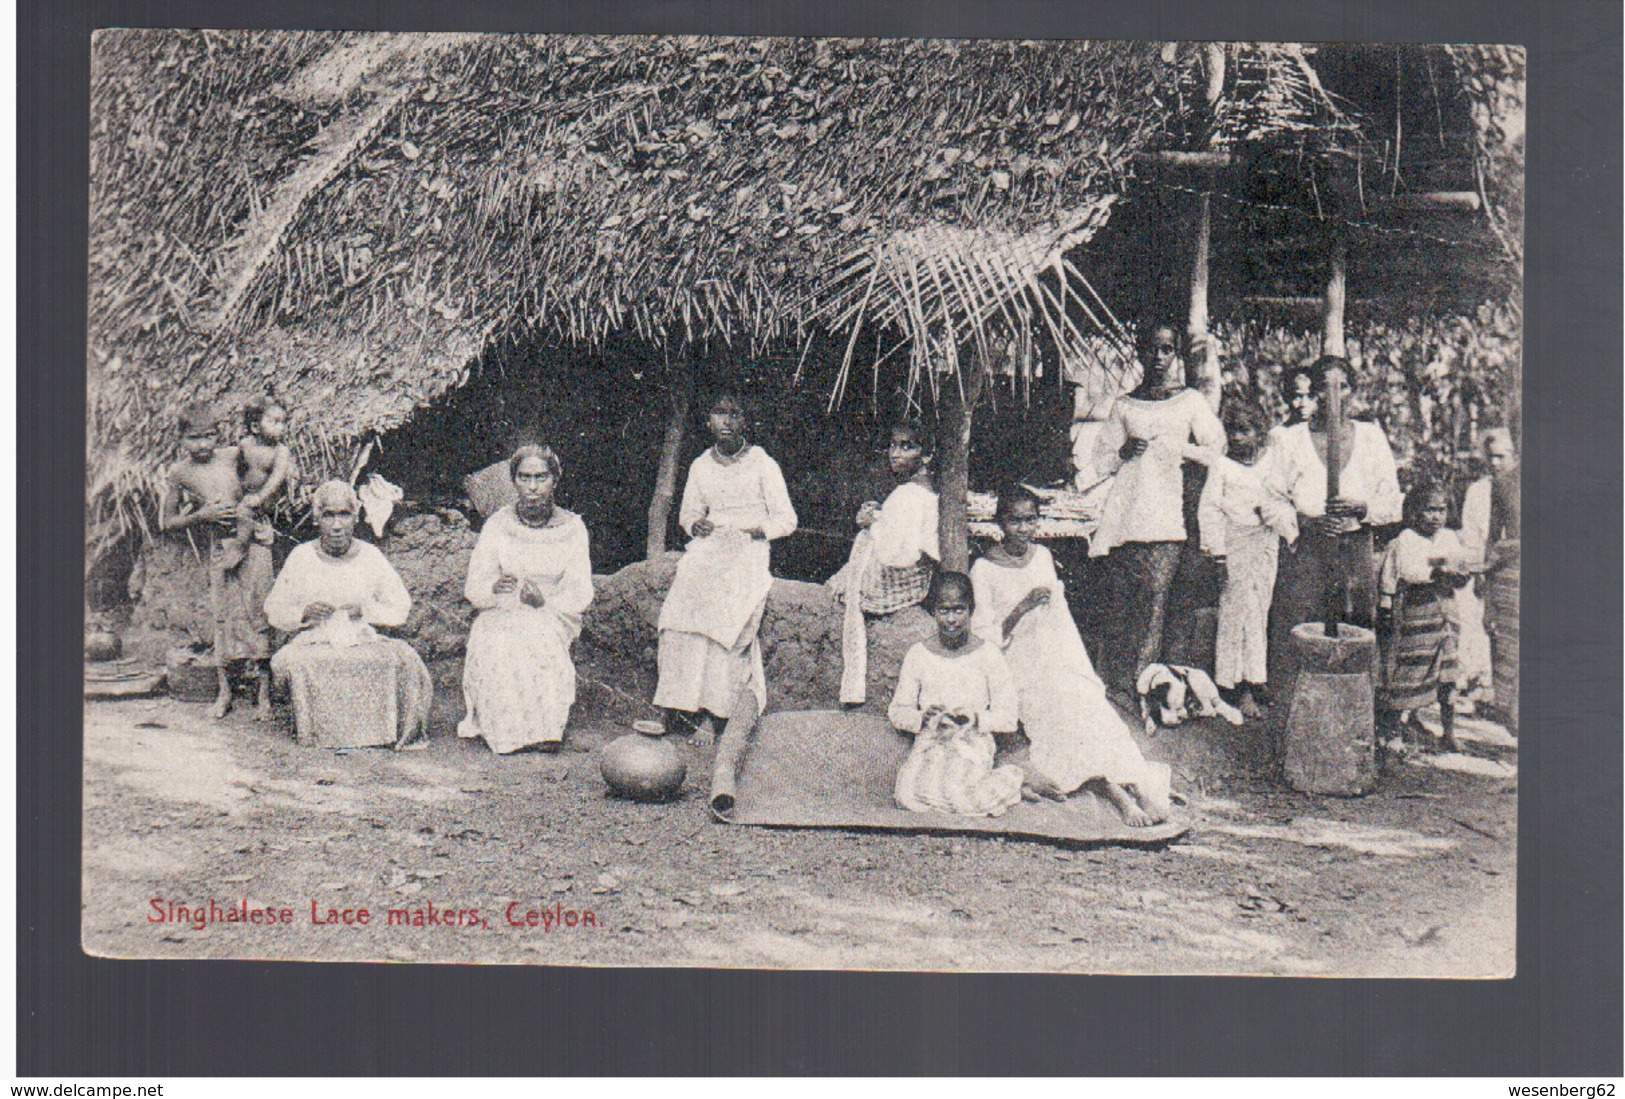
[1136,663,1245,734]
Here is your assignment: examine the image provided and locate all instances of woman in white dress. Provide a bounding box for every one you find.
[1262,357,1403,688]
[654,392,797,741]
[828,420,939,705]
[971,485,1171,827]
[459,445,594,754]
[1091,323,1225,693]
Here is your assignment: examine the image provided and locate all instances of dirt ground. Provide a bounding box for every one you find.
[83,644,1517,976]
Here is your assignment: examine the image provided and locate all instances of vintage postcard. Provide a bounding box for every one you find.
[83,31,1523,974]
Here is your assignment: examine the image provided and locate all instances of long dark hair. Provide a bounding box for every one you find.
[508,443,562,481]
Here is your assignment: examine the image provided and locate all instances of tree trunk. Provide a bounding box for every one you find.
[937,363,984,574]
[1323,237,1348,358]
[645,374,690,560]
[1186,42,1226,410]
[1188,191,1222,410]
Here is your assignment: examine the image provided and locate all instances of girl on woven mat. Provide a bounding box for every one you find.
[971,485,1172,828]
[888,571,1026,817]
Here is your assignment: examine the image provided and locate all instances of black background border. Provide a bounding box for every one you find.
[20,0,1623,1077]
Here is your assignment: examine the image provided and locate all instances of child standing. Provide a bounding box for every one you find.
[1198,400,1298,718]
[158,406,273,718]
[1378,483,1471,753]
[654,391,797,744]
[889,571,1026,817]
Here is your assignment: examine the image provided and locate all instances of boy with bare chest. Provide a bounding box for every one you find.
[159,406,274,718]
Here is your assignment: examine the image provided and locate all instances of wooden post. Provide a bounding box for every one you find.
[1187,41,1226,410]
[937,361,984,574]
[1322,362,1347,637]
[645,366,690,560]
[1323,236,1348,358]
[1188,191,1222,409]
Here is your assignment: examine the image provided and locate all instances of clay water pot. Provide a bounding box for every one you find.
[600,723,687,802]
[84,627,123,663]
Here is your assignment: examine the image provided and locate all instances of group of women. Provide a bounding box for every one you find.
[1084,322,1520,748]
[830,416,1172,825]
[246,331,1515,814]
[260,448,594,755]
[255,397,793,760]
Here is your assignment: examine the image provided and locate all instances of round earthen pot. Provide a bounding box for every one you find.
[84,627,123,662]
[600,728,687,802]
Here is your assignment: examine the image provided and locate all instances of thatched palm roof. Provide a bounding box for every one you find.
[86,31,1366,553]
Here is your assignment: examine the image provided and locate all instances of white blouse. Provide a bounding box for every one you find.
[888,640,1020,736]
[678,445,798,541]
[464,506,594,626]
[1380,528,1467,599]
[1264,421,1403,526]
[264,540,412,633]
[1090,388,1225,554]
[1197,454,1299,556]
[869,481,939,568]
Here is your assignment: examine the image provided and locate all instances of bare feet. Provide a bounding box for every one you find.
[253,678,273,722]
[1022,779,1067,802]
[1124,782,1170,825]
[692,716,717,748]
[1022,768,1068,802]
[1103,781,1154,828]
[209,686,232,720]
[1237,689,1264,722]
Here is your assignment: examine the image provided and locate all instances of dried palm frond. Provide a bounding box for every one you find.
[810,202,1135,407]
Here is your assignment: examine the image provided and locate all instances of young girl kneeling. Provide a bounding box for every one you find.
[889,571,1026,817]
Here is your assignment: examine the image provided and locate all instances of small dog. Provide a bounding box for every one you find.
[1136,663,1245,734]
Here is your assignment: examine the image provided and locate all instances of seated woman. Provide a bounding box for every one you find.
[971,485,1172,828]
[654,391,797,742]
[459,445,594,754]
[827,420,939,705]
[889,571,1025,818]
[263,481,433,749]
